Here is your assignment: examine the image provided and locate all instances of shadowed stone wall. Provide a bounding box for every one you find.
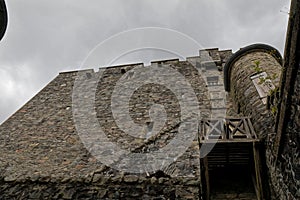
[266,1,300,199]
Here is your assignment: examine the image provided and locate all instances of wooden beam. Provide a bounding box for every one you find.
[202,156,210,200]
[199,142,210,200]
[253,142,264,200]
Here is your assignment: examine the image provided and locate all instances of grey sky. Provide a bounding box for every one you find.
[0,0,290,123]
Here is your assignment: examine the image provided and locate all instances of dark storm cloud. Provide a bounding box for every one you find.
[0,0,290,123]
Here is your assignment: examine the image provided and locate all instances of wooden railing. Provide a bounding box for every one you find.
[199,117,258,142]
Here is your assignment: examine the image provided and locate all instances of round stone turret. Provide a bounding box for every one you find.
[224,44,283,138]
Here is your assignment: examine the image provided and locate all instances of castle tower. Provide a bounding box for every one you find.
[224,44,283,139]
[0,1,299,197]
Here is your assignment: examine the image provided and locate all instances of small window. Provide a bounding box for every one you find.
[207,76,219,86]
[201,61,218,71]
[251,72,276,104]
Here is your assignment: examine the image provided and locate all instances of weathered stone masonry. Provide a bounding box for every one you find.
[0,40,299,199]
[267,1,300,199]
[224,44,282,139]
[0,51,233,199]
[224,41,299,199]
[223,44,284,200]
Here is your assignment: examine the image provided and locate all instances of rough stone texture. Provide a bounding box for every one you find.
[266,80,300,199]
[0,49,233,199]
[187,48,233,118]
[278,64,300,198]
[0,65,201,199]
[226,44,299,199]
[274,63,300,197]
[0,176,200,199]
[7,44,299,200]
[229,51,282,139]
[266,1,300,199]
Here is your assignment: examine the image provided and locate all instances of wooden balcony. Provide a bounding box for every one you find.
[199,117,258,143]
[199,117,264,200]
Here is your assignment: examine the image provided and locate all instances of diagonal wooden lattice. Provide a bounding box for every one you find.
[200,119,225,140]
[226,118,256,139]
[200,117,257,142]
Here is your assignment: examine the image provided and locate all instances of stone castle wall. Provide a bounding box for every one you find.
[276,64,300,199]
[0,48,235,199]
[265,76,300,199]
[0,52,226,199]
[268,1,300,198]
[0,175,200,199]
[266,3,300,195]
[6,44,299,199]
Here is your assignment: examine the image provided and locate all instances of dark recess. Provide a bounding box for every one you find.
[0,0,8,41]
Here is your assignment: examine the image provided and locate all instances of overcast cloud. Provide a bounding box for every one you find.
[0,0,290,123]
